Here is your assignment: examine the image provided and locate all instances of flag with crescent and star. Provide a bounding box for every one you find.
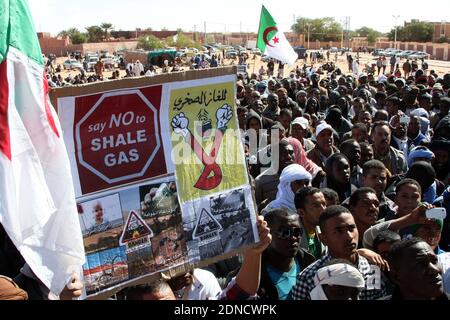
[257,5,298,65]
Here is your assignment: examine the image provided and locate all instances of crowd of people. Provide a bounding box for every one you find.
[1,48,450,301]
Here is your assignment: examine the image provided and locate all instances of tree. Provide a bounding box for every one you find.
[351,27,382,45]
[85,25,104,43]
[388,21,434,42]
[292,17,343,42]
[100,22,113,40]
[137,35,165,50]
[166,32,202,49]
[57,28,87,44]
[71,32,87,44]
[57,27,79,39]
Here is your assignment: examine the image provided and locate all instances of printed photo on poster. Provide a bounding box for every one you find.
[78,177,189,296]
[139,181,179,219]
[138,181,187,269]
[78,194,124,254]
[182,186,258,263]
[83,246,129,295]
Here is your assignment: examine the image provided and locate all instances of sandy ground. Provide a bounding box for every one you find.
[52,51,450,82]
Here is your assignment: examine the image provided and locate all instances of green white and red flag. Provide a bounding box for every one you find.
[0,0,85,295]
[257,5,298,65]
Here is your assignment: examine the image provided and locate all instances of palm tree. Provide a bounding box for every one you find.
[100,23,113,40]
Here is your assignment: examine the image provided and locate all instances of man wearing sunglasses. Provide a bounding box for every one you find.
[256,208,316,300]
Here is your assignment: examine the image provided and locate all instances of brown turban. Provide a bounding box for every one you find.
[0,276,28,300]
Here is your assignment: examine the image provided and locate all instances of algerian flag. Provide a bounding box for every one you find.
[0,0,85,295]
[257,5,298,66]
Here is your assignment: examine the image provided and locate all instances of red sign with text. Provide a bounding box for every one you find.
[74,87,166,195]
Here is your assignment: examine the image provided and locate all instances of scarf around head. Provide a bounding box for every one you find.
[265,163,312,212]
[309,263,365,300]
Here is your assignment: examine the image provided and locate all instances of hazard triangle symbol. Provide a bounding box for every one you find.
[193,208,222,239]
[119,210,154,245]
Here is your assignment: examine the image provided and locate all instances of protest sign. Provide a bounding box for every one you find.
[51,67,259,298]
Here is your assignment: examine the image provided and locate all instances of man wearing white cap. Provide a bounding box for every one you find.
[290,117,315,152]
[309,259,365,300]
[307,122,339,170]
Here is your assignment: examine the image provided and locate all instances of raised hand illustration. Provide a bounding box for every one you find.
[171,112,190,139]
[216,104,233,130]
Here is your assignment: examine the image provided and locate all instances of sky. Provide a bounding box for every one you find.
[29,0,450,36]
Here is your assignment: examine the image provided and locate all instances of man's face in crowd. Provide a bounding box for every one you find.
[251,100,264,115]
[432,150,449,171]
[296,92,307,105]
[395,184,421,216]
[299,192,326,227]
[251,92,261,105]
[268,95,279,109]
[393,121,407,139]
[362,168,387,196]
[268,81,276,92]
[407,115,421,138]
[237,110,248,129]
[167,271,194,291]
[332,157,351,185]
[320,213,359,259]
[440,100,450,115]
[342,141,361,169]
[291,124,306,141]
[248,117,261,132]
[277,91,288,106]
[372,125,391,151]
[269,214,301,258]
[291,180,310,194]
[322,284,360,301]
[391,241,443,299]
[306,99,318,114]
[317,129,333,152]
[245,87,254,100]
[279,144,295,171]
[374,110,389,122]
[141,288,176,300]
[351,128,367,143]
[360,144,374,166]
[419,97,432,111]
[357,111,372,127]
[352,99,364,115]
[351,191,380,227]
[432,95,441,109]
[337,97,348,111]
[376,95,386,107]
[279,114,292,130]
[386,100,398,116]
[415,221,441,250]
[375,242,395,260]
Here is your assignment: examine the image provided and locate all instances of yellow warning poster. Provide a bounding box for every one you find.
[169,81,247,204]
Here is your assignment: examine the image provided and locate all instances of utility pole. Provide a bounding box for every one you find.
[306,23,311,50]
[194,25,197,42]
[393,15,400,49]
[347,16,351,50]
[204,21,207,44]
[240,21,242,45]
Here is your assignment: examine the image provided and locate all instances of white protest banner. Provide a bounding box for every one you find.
[51,67,259,298]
